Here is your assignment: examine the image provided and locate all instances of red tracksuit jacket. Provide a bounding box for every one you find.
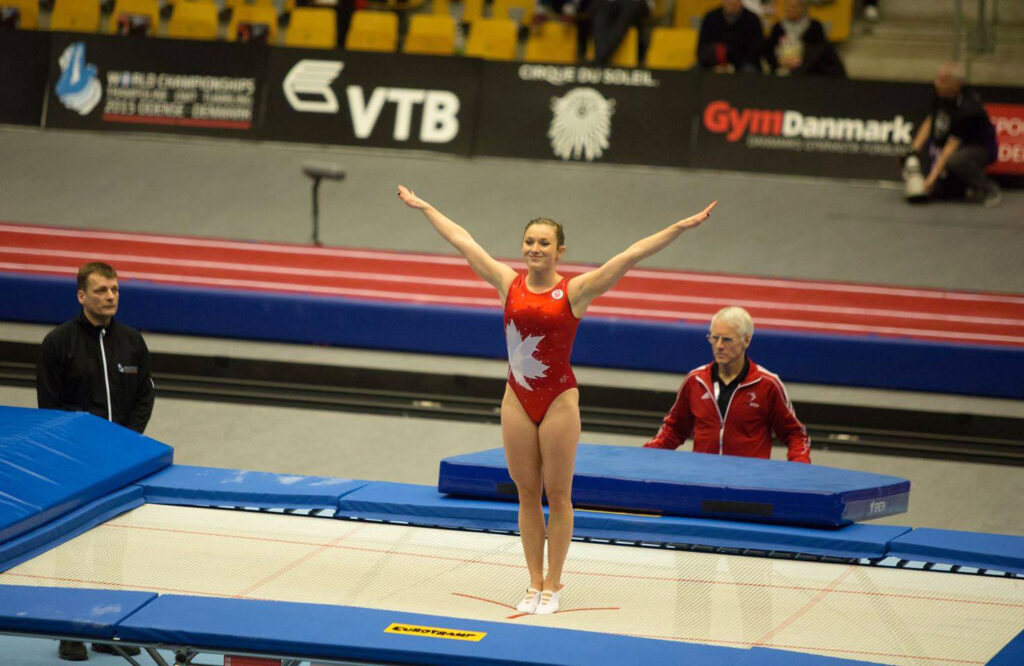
[644,359,811,463]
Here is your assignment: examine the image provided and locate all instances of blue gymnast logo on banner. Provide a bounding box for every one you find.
[56,42,102,116]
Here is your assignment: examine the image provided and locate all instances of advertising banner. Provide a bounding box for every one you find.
[980,86,1024,177]
[473,63,697,167]
[694,74,933,180]
[0,30,50,126]
[45,34,266,138]
[263,50,480,155]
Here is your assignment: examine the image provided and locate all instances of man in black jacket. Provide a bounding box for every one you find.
[697,0,764,73]
[36,262,153,661]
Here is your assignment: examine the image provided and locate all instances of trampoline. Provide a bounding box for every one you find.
[2,407,1023,665]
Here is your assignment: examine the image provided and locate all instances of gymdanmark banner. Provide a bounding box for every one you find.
[262,50,481,155]
[0,30,50,127]
[45,34,266,137]
[474,63,697,167]
[694,74,934,180]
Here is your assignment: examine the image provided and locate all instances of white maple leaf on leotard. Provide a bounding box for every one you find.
[505,320,548,390]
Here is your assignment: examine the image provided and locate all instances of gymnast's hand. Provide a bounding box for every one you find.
[675,200,717,231]
[397,185,431,211]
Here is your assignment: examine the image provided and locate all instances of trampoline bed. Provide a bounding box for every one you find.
[2,406,1023,665]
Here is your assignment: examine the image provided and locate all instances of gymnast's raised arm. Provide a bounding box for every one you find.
[567,201,717,317]
[398,185,518,300]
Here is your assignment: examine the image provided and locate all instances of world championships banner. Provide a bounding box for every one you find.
[262,50,481,155]
[473,63,697,167]
[694,74,933,180]
[45,34,266,138]
[0,30,50,127]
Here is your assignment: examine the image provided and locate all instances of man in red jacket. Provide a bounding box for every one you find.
[644,306,810,463]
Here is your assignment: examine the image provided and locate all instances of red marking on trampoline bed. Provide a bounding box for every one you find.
[752,565,855,647]
[3,221,1023,346]
[451,592,516,611]
[451,591,620,618]
[99,522,1024,610]
[100,114,252,130]
[234,524,365,598]
[2,571,208,596]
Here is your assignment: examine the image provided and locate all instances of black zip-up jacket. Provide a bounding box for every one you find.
[36,312,155,433]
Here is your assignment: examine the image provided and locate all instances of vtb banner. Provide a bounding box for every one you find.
[473,63,697,167]
[45,34,266,137]
[263,50,480,155]
[695,74,933,180]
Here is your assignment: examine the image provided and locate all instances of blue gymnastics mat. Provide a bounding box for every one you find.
[0,407,172,544]
[438,445,910,528]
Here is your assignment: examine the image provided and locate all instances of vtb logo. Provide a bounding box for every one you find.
[282,59,460,143]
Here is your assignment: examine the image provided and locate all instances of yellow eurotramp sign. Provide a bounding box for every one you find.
[384,623,486,642]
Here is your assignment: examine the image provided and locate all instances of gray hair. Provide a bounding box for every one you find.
[938,61,966,84]
[711,306,754,340]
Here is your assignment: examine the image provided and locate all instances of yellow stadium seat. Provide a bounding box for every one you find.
[492,0,533,25]
[464,17,517,60]
[227,3,277,42]
[167,0,217,39]
[108,0,160,34]
[673,0,719,29]
[50,0,100,32]
[459,0,483,22]
[225,0,274,9]
[523,21,576,64]
[0,0,38,28]
[345,10,398,51]
[585,26,638,68]
[431,0,449,15]
[645,26,697,70]
[809,0,852,42]
[403,13,455,55]
[284,6,336,48]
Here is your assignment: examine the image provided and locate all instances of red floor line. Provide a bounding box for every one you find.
[4,222,1022,303]
[6,260,1023,342]
[5,247,1021,326]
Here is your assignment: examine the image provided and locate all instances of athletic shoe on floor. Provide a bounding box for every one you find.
[534,588,562,615]
[516,588,541,614]
[983,182,1002,207]
[864,5,879,21]
[58,641,88,661]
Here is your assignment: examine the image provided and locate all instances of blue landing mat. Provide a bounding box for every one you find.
[0,407,172,544]
[438,445,910,528]
[337,482,909,559]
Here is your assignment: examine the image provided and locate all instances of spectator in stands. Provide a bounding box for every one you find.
[862,0,879,22]
[907,61,1001,207]
[536,0,592,60]
[37,262,154,662]
[765,0,846,77]
[590,0,651,65]
[644,307,810,463]
[697,0,765,73]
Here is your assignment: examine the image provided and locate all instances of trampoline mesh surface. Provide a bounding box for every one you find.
[2,504,1022,665]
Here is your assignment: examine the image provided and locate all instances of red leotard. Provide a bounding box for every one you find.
[503,274,581,424]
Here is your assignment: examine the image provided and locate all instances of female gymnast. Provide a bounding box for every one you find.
[398,185,716,615]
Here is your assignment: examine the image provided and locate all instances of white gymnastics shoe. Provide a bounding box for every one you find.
[534,588,562,615]
[516,588,541,614]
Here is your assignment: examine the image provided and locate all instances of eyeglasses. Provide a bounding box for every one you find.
[707,334,737,345]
